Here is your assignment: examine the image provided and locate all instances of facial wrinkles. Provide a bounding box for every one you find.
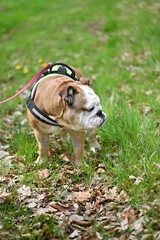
[78,85,102,128]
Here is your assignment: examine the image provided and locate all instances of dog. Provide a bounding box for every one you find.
[27,63,106,166]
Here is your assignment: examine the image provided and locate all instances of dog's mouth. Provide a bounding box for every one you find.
[98,117,106,127]
[98,111,106,127]
[87,113,106,129]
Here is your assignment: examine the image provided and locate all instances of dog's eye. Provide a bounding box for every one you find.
[86,107,94,112]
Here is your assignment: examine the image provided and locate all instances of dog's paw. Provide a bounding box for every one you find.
[90,141,101,153]
[34,156,45,165]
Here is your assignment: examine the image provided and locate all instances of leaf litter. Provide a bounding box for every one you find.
[1,164,159,239]
[0,96,159,239]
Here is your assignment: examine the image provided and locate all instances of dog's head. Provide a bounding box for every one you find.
[59,83,106,130]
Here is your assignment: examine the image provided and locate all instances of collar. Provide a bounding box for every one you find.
[26,62,79,127]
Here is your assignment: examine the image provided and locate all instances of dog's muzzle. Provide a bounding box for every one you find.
[96,110,106,127]
[96,110,104,117]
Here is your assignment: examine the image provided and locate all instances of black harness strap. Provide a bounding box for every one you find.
[26,97,62,127]
[49,62,78,81]
[26,62,79,127]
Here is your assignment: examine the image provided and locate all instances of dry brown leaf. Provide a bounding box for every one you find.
[118,206,139,231]
[72,191,92,203]
[120,217,129,230]
[69,229,80,239]
[36,206,57,215]
[21,233,32,238]
[0,150,9,159]
[0,192,12,203]
[65,170,74,175]
[49,201,75,212]
[120,234,127,240]
[119,190,129,202]
[94,194,113,210]
[107,201,117,210]
[60,154,70,162]
[27,201,37,209]
[0,129,7,134]
[97,216,109,221]
[96,232,103,240]
[17,185,32,199]
[38,169,49,180]
[69,214,91,227]
[131,216,144,234]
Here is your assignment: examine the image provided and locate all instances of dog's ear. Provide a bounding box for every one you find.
[79,77,90,85]
[59,86,78,106]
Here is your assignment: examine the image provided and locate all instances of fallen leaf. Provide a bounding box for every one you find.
[36,206,57,215]
[60,154,70,162]
[0,129,7,134]
[38,169,49,180]
[69,214,92,227]
[17,185,32,200]
[129,175,143,185]
[96,232,103,240]
[97,216,109,221]
[49,201,75,212]
[27,201,37,209]
[118,206,139,231]
[131,216,144,234]
[0,150,9,159]
[0,192,12,203]
[69,229,80,239]
[97,167,105,174]
[65,170,74,175]
[120,234,127,240]
[94,196,113,210]
[120,217,129,230]
[72,191,92,203]
[140,105,151,115]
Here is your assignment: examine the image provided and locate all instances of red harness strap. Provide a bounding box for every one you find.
[0,63,51,104]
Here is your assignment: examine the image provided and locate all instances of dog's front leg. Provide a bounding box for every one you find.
[87,129,101,153]
[70,130,85,166]
[33,129,49,165]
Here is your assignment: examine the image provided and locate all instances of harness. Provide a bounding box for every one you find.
[26,62,79,127]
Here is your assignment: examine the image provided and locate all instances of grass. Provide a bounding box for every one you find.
[101,104,159,201]
[0,0,160,239]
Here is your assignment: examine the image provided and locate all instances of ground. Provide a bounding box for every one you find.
[0,0,160,239]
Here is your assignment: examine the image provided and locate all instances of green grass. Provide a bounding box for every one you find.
[100,104,159,202]
[0,0,160,239]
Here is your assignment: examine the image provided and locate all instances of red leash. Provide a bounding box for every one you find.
[0,63,51,104]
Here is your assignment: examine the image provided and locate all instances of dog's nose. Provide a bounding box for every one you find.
[96,110,103,117]
[96,110,106,120]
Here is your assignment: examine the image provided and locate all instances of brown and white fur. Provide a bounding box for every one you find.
[27,66,106,166]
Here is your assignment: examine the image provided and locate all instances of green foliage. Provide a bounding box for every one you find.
[0,0,160,238]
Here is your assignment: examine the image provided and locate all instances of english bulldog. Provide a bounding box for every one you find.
[27,63,106,166]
